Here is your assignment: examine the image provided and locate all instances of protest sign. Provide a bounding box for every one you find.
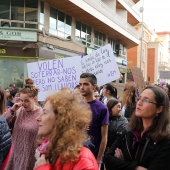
[27,56,81,101]
[131,66,145,92]
[111,82,125,99]
[27,44,120,101]
[81,44,120,86]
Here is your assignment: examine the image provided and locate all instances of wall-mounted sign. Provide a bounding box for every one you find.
[0,46,37,57]
[122,60,127,66]
[0,29,37,42]
[160,70,170,79]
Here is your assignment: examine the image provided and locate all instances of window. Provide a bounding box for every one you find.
[0,57,30,89]
[108,37,116,52]
[39,1,44,30]
[49,7,72,39]
[11,0,24,21]
[0,0,10,19]
[0,0,38,29]
[142,48,145,62]
[94,30,106,48]
[25,0,38,22]
[75,20,92,46]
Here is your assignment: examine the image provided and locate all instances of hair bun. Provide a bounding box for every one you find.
[25,78,34,85]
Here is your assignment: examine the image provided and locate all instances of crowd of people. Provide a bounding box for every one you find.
[0,74,170,170]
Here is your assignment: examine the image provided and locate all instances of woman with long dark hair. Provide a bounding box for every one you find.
[105,85,170,170]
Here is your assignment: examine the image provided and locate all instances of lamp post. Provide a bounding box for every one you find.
[139,0,144,69]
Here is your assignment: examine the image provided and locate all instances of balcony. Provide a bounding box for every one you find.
[45,0,139,48]
[117,0,141,26]
[123,0,140,16]
[83,0,139,39]
[159,62,170,69]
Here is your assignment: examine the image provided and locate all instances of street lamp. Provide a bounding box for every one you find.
[139,0,144,69]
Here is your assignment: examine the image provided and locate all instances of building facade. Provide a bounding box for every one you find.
[127,23,170,84]
[0,0,140,88]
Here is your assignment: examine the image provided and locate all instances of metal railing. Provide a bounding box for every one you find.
[83,0,139,39]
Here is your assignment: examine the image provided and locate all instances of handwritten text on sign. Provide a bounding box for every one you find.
[27,56,81,100]
[81,44,120,86]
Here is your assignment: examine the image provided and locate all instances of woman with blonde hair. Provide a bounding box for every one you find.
[34,88,98,170]
[4,78,42,170]
[121,82,137,119]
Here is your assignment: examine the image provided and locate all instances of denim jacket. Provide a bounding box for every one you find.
[0,115,11,167]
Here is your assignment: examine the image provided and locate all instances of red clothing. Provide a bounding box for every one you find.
[35,147,98,170]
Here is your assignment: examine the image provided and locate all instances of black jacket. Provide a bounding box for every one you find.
[104,131,170,170]
[107,116,128,149]
[0,115,11,167]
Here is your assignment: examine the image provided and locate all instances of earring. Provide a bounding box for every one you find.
[155,113,158,117]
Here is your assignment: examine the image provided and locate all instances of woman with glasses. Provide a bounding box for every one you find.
[104,85,170,170]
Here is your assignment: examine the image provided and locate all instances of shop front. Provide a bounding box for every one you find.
[0,46,37,88]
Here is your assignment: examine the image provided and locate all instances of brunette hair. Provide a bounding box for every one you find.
[107,98,119,116]
[80,73,97,85]
[130,85,170,142]
[0,87,7,114]
[104,83,117,98]
[19,78,39,97]
[122,82,137,108]
[45,88,92,166]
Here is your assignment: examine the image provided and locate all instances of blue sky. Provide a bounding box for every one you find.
[136,0,170,32]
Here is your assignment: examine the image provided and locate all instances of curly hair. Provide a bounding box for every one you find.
[122,82,137,108]
[19,78,39,97]
[44,88,92,166]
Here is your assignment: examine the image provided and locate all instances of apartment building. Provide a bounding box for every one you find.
[0,0,140,88]
[127,22,170,84]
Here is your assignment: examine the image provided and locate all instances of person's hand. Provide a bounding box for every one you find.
[34,154,49,169]
[114,148,124,160]
[11,102,22,112]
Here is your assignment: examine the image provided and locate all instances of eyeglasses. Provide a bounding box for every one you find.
[137,97,158,106]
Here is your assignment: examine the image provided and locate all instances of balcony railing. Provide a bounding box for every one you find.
[83,0,139,39]
[159,62,170,69]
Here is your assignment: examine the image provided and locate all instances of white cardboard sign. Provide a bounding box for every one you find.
[27,44,120,101]
[27,56,81,101]
[81,44,120,86]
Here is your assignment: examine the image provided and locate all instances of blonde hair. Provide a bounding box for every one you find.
[122,82,137,108]
[45,88,92,166]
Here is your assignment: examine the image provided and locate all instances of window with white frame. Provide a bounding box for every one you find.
[39,1,44,30]
[94,30,106,48]
[0,0,38,29]
[49,7,72,39]
[75,20,92,46]
[108,37,116,52]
